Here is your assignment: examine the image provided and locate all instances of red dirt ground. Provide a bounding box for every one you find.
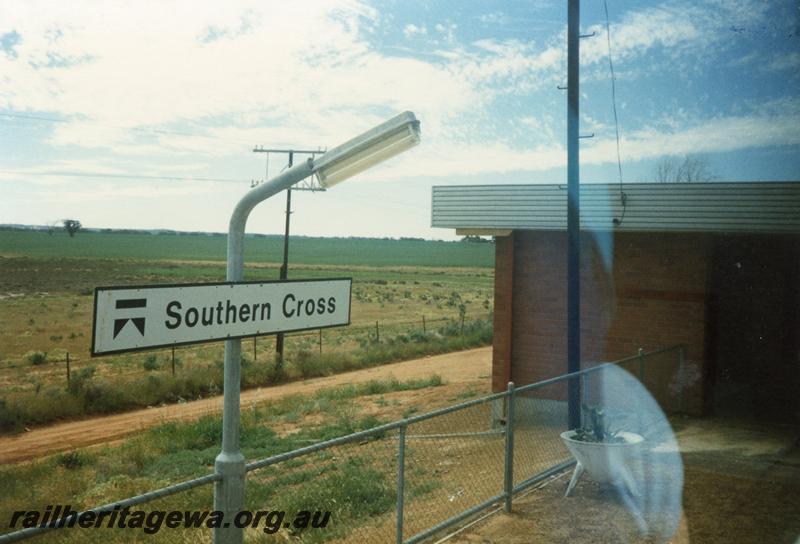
[0,347,491,463]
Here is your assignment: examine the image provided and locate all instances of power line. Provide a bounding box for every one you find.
[603,0,627,226]
[327,191,423,212]
[253,146,322,154]
[0,112,71,124]
[0,112,259,147]
[603,0,623,187]
[251,146,324,366]
[0,169,246,184]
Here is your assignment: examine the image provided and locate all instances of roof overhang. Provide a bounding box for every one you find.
[455,228,513,237]
[432,182,800,234]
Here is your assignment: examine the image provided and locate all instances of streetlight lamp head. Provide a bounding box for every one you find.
[313,111,420,188]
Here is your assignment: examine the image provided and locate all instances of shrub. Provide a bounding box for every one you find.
[55,451,91,470]
[68,365,96,393]
[142,355,161,371]
[26,351,47,365]
[265,361,288,384]
[292,350,323,379]
[81,380,134,413]
[290,351,354,379]
[0,398,24,433]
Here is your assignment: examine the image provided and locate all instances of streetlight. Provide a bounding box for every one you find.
[215,111,421,544]
[313,111,421,187]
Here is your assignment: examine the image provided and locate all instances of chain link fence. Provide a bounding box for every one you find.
[0,345,687,543]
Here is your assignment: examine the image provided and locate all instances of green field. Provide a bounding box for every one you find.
[0,229,495,432]
[0,230,494,268]
[0,230,496,542]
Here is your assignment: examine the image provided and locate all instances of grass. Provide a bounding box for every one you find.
[0,256,492,377]
[0,375,447,543]
[0,230,494,434]
[0,230,495,268]
[449,388,479,402]
[316,374,444,399]
[0,318,489,433]
[275,457,394,542]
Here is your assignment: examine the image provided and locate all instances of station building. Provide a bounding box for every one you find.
[431,182,800,423]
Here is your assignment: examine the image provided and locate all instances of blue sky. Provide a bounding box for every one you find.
[1,0,798,240]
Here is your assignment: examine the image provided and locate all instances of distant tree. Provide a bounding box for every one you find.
[655,154,715,183]
[461,235,492,243]
[62,219,82,237]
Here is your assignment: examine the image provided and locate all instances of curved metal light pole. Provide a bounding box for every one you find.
[214,159,316,544]
[214,112,420,543]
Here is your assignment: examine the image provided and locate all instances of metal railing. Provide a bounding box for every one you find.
[0,344,687,543]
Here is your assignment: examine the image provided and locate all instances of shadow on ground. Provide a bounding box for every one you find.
[449,417,800,544]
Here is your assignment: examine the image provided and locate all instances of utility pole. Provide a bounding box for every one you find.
[276,151,293,367]
[566,0,581,430]
[252,146,324,367]
[281,151,293,282]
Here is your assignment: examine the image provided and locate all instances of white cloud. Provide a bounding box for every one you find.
[35,181,220,205]
[403,24,426,38]
[433,22,457,43]
[357,100,800,182]
[766,52,800,72]
[0,0,796,236]
[0,0,779,161]
[477,12,510,25]
[449,0,772,99]
[581,0,769,67]
[0,1,475,153]
[583,104,800,167]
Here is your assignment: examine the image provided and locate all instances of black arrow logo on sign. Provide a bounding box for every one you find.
[114,298,147,338]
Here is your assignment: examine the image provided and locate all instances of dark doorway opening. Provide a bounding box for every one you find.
[707,234,800,423]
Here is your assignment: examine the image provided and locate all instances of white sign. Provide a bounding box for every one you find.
[92,278,351,355]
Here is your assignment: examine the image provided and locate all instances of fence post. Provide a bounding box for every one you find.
[66,352,70,389]
[582,371,589,419]
[253,337,257,362]
[171,346,176,377]
[637,348,644,383]
[503,381,516,513]
[318,329,322,355]
[422,314,426,334]
[678,346,687,415]
[396,425,406,544]
[376,321,380,342]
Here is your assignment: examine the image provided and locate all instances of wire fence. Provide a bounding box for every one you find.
[0,344,687,543]
[274,313,469,356]
[14,312,489,391]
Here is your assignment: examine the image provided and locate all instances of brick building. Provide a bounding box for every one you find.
[432,182,800,423]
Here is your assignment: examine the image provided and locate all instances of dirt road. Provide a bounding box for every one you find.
[0,347,491,464]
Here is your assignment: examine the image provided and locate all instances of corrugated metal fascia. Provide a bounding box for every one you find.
[431,182,800,233]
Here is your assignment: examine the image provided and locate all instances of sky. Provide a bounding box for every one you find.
[1,0,798,240]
